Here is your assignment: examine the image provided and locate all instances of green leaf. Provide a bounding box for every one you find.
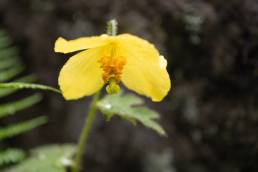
[0,29,51,170]
[0,83,60,94]
[0,149,26,166]
[0,94,42,118]
[0,116,47,141]
[0,74,37,98]
[3,145,75,172]
[97,93,166,136]
[0,47,18,59]
[0,58,20,70]
[0,65,25,82]
[0,35,12,49]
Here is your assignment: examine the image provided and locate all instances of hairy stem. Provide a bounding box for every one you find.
[107,19,118,36]
[71,91,101,172]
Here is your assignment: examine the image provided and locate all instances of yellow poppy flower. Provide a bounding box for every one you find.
[55,34,171,102]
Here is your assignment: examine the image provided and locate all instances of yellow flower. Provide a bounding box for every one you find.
[55,34,171,102]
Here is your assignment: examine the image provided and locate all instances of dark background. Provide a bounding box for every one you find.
[0,0,258,172]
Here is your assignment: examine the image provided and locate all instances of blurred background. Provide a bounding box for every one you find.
[0,0,258,172]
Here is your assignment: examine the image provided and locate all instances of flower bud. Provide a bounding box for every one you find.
[106,79,120,94]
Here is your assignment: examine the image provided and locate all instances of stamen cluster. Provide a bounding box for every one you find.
[98,56,126,83]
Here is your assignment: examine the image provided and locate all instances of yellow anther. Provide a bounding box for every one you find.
[98,56,126,83]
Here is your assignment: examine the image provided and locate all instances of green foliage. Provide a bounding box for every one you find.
[97,93,166,136]
[0,30,48,168]
[0,94,42,118]
[0,149,26,167]
[0,65,25,82]
[0,82,60,94]
[0,57,21,70]
[0,116,47,141]
[3,145,75,172]
[0,75,36,98]
[0,47,18,60]
[0,31,12,49]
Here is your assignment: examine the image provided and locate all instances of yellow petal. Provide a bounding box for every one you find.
[55,34,109,53]
[58,48,105,100]
[117,34,171,102]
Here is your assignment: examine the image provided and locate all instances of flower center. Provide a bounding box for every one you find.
[98,56,126,83]
[98,54,126,94]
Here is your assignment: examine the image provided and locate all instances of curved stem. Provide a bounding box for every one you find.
[71,91,101,172]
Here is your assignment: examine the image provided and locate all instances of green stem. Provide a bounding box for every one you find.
[71,19,117,172]
[107,19,118,36]
[71,91,101,172]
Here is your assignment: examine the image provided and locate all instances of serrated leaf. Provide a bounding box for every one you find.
[0,83,60,94]
[97,93,166,136]
[0,94,42,118]
[3,145,75,172]
[0,149,26,166]
[0,116,47,141]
